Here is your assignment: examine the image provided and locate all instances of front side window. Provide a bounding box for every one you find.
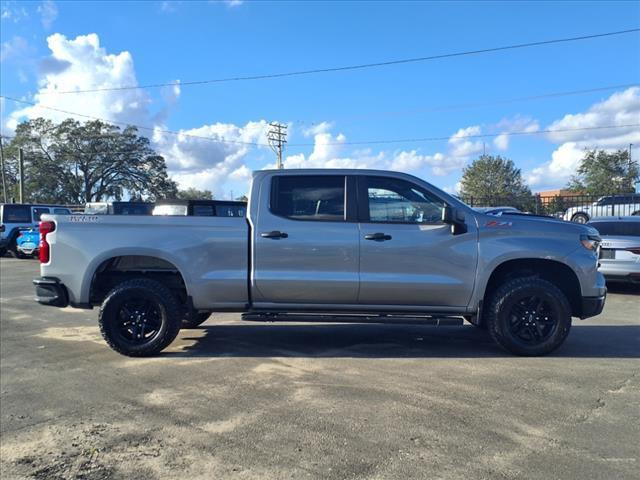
[365,177,444,224]
[32,208,50,221]
[271,175,345,221]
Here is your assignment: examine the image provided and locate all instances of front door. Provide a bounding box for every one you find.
[357,175,477,308]
[252,174,360,305]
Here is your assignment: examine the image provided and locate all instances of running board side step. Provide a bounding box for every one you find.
[241,313,464,326]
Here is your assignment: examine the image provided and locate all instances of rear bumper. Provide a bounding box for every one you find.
[580,292,606,319]
[33,277,69,307]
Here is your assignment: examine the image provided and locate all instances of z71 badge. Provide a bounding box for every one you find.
[68,215,99,223]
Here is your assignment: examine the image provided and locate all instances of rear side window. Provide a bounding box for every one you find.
[32,207,50,221]
[2,205,32,223]
[53,208,71,214]
[271,175,345,221]
[590,221,640,236]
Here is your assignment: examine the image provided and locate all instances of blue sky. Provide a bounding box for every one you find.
[1,0,639,198]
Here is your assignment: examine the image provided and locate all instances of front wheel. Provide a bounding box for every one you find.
[571,213,589,224]
[98,278,182,357]
[486,277,572,356]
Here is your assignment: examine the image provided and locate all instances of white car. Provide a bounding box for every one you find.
[564,194,640,223]
[589,217,640,284]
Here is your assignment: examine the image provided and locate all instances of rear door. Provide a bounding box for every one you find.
[252,174,360,305]
[357,175,478,308]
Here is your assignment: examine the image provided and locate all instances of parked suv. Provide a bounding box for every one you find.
[152,199,246,217]
[564,194,640,223]
[0,204,72,257]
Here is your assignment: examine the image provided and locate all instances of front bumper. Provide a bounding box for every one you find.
[33,277,69,307]
[580,291,606,319]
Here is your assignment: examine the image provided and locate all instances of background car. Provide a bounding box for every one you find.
[84,201,154,215]
[589,216,640,284]
[473,206,521,216]
[152,199,247,217]
[564,194,640,223]
[0,204,72,257]
[15,228,40,259]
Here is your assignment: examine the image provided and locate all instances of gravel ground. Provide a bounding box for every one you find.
[1,256,638,479]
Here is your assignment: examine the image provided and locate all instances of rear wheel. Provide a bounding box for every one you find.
[182,311,211,328]
[571,213,589,224]
[486,277,572,356]
[98,278,182,357]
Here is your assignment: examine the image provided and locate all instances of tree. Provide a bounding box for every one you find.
[177,187,214,200]
[567,149,638,195]
[2,118,178,204]
[236,195,248,202]
[459,155,532,203]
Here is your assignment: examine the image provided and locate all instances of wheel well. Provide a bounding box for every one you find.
[483,259,582,318]
[90,255,188,306]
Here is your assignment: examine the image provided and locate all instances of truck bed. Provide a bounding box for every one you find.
[41,214,249,309]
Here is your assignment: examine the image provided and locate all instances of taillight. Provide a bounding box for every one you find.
[626,247,640,256]
[39,221,55,263]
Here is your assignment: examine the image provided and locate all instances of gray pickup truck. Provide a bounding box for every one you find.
[33,169,606,357]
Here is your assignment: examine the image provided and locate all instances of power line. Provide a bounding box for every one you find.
[33,28,640,95]
[293,83,640,124]
[0,95,264,147]
[288,124,640,147]
[1,95,637,148]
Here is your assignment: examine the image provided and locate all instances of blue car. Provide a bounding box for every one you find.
[16,228,41,258]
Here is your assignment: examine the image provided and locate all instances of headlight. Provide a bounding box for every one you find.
[580,234,601,251]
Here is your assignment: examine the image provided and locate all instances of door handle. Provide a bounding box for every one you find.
[364,232,392,241]
[261,230,289,239]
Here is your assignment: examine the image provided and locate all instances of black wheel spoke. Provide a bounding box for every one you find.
[507,294,558,345]
[115,297,162,346]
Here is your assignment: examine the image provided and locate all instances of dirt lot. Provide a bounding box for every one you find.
[1,257,638,480]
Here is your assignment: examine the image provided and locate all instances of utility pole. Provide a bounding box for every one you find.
[630,143,635,192]
[267,122,287,169]
[18,148,25,203]
[0,136,7,203]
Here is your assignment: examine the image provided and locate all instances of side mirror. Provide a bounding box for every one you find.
[442,206,467,235]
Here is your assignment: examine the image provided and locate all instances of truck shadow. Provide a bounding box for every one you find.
[167,324,640,359]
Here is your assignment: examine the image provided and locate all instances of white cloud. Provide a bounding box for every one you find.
[0,36,29,62]
[526,87,640,190]
[493,134,509,151]
[153,121,270,197]
[301,121,332,137]
[37,0,58,29]
[1,2,28,23]
[7,33,152,131]
[492,116,539,150]
[448,125,484,158]
[225,0,244,7]
[545,87,640,146]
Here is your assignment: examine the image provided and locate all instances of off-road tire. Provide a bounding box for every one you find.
[182,312,211,328]
[486,277,572,356]
[99,278,182,357]
[571,213,589,224]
